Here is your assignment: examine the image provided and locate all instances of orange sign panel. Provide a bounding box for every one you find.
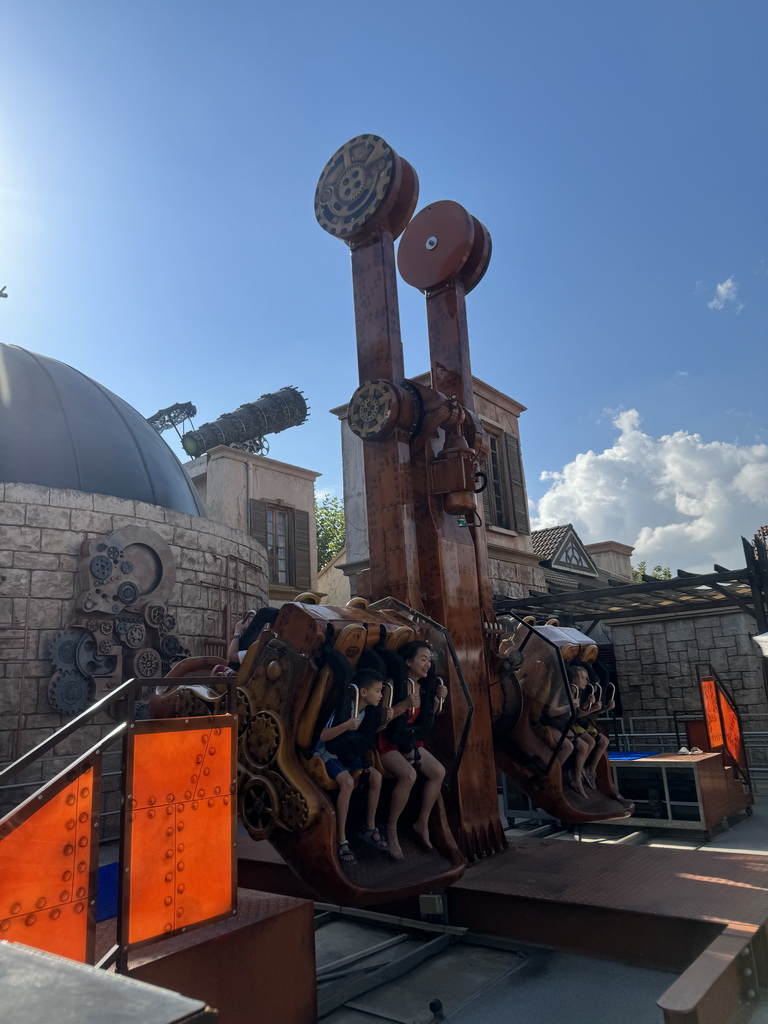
[720,695,746,770]
[0,759,100,963]
[123,717,236,948]
[700,678,723,748]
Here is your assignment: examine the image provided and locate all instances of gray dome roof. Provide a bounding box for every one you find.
[0,345,203,516]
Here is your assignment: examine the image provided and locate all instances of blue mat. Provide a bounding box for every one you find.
[608,751,659,761]
[97,861,119,922]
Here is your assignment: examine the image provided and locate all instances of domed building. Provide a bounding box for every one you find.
[0,344,203,516]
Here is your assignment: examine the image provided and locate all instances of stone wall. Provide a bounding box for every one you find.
[0,482,269,771]
[611,611,767,723]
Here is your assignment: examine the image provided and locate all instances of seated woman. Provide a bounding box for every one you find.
[377,641,448,861]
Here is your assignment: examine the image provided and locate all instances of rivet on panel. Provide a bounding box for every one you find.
[209,747,216,756]
[177,862,185,871]
[192,801,198,810]
[164,923,172,932]
[76,887,86,898]
[177,884,185,894]
[148,796,156,806]
[184,790,192,799]
[81,788,89,798]
[214,786,221,795]
[195,755,203,765]
[10,903,21,915]
[214,728,221,736]
[199,789,205,797]
[0,921,9,931]
[66,819,75,830]
[49,909,60,920]
[165,873,173,883]
[166,849,174,859]
[208,799,214,807]
[176,803,184,813]
[202,735,208,743]
[62,871,72,882]
[223,797,229,806]
[177,822,185,832]
[176,908,184,918]
[59,891,69,901]
[166,794,174,802]
[166,806,173,815]
[25,915,36,926]
[66,794,76,806]
[78,837,88,847]
[77,861,87,873]
[177,843,185,853]
[36,898,46,909]
[148,810,155,819]
[63,844,74,856]
[164,896,172,906]
[203,768,210,777]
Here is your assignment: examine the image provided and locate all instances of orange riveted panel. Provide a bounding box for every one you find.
[719,694,746,770]
[0,756,101,963]
[123,716,236,949]
[700,678,723,749]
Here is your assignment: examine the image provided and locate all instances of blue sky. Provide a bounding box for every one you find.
[2,1,766,571]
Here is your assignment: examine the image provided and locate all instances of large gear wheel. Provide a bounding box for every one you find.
[280,789,309,832]
[49,631,81,671]
[117,581,139,606]
[160,634,182,658]
[315,134,396,240]
[246,712,280,766]
[146,604,167,626]
[240,776,279,840]
[48,671,93,715]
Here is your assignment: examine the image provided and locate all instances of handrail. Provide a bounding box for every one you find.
[0,677,139,786]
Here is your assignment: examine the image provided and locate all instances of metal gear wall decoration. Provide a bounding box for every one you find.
[48,525,190,715]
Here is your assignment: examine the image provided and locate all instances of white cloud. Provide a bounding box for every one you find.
[532,411,768,572]
[707,276,744,312]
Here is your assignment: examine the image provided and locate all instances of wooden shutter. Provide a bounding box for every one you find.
[503,433,530,535]
[249,499,268,546]
[293,508,312,589]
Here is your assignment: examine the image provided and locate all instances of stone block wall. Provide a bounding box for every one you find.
[0,482,269,777]
[611,611,767,724]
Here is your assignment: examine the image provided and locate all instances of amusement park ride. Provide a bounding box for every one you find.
[181,132,634,908]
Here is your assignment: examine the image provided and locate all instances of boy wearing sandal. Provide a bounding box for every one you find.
[315,668,391,866]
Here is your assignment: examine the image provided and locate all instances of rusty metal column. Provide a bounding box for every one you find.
[398,201,505,857]
[315,135,422,606]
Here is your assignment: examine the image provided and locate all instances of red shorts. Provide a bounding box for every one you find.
[377,734,424,755]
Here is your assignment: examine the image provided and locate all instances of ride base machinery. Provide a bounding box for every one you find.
[206,133,632,908]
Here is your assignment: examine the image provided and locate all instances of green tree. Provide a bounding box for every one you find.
[316,494,345,571]
[631,560,672,582]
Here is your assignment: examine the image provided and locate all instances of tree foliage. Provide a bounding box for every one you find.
[316,494,345,571]
[631,560,672,582]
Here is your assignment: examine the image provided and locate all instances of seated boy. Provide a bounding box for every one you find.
[314,668,392,866]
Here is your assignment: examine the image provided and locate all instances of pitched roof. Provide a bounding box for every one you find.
[531,525,572,560]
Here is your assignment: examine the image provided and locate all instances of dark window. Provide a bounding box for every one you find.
[481,431,530,535]
[249,500,312,589]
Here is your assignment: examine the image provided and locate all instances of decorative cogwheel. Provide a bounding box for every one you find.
[117,581,139,606]
[239,776,279,840]
[146,604,166,626]
[314,134,395,239]
[162,614,176,633]
[133,648,161,678]
[48,671,92,715]
[124,624,146,649]
[347,380,399,441]
[106,546,121,561]
[280,789,309,831]
[246,712,279,766]
[89,555,113,581]
[173,688,210,719]
[49,632,80,670]
[236,688,254,737]
[99,621,113,635]
[97,638,113,656]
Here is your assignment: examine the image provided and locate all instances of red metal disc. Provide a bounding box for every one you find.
[397,200,475,292]
[460,216,492,294]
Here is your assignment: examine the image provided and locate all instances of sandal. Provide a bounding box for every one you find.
[358,827,388,851]
[338,840,356,865]
[583,768,597,790]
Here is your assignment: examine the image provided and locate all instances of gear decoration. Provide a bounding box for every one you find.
[132,648,162,678]
[98,639,113,655]
[239,777,279,840]
[117,581,139,605]
[124,624,146,649]
[48,671,92,715]
[99,621,113,635]
[146,604,166,626]
[89,555,113,581]
[106,546,121,561]
[49,631,81,671]
[315,134,396,240]
[121,561,134,574]
[162,614,176,633]
[172,688,211,718]
[246,712,280,767]
[160,634,183,658]
[280,789,309,831]
[236,688,254,737]
[75,631,117,677]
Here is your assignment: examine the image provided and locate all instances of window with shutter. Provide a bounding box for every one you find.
[479,431,530,535]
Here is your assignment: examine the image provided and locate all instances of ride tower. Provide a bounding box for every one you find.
[315,134,504,858]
